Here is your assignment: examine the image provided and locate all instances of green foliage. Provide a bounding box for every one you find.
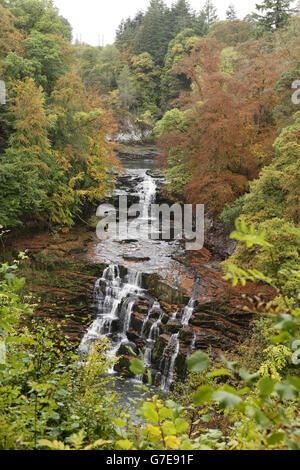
[7,0,72,39]
[250,0,296,32]
[223,114,300,298]
[154,108,189,137]
[220,196,246,226]
[0,0,119,230]
[0,262,118,449]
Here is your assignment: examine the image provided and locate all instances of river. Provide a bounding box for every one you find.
[80,152,239,392]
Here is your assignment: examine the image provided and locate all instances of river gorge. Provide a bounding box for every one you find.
[75,150,258,390]
[7,149,273,392]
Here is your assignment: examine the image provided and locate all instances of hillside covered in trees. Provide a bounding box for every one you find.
[0,0,300,452]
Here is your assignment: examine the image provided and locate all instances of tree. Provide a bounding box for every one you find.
[224,112,300,297]
[226,3,238,20]
[210,20,255,46]
[7,0,72,40]
[130,52,160,116]
[134,0,173,66]
[171,0,195,35]
[0,4,24,60]
[48,73,120,224]
[158,38,260,214]
[161,28,199,109]
[117,64,137,111]
[79,45,121,95]
[23,30,66,93]
[252,0,296,31]
[0,78,58,227]
[201,0,219,31]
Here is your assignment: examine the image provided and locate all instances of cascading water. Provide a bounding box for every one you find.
[141,301,160,337]
[79,264,143,372]
[159,333,180,392]
[190,332,197,352]
[181,298,197,327]
[81,160,202,392]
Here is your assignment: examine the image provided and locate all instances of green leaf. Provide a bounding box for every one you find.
[129,358,145,376]
[275,382,298,400]
[213,390,241,409]
[267,432,285,446]
[208,368,232,378]
[258,377,275,398]
[143,403,159,424]
[192,385,213,406]
[221,355,238,372]
[162,421,177,436]
[175,418,189,434]
[187,351,210,373]
[245,406,271,429]
[287,376,300,392]
[116,439,133,450]
[271,331,290,344]
[239,368,260,386]
[159,407,173,420]
[113,418,126,428]
[275,314,298,335]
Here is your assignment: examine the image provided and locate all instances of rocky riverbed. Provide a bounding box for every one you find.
[5,152,274,391]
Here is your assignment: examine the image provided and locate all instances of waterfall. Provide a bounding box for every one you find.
[160,333,180,391]
[141,300,160,337]
[190,332,197,352]
[171,310,178,321]
[140,173,157,218]
[143,310,164,368]
[181,298,196,327]
[79,264,143,371]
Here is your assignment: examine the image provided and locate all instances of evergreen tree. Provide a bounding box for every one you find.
[135,0,172,66]
[252,0,296,30]
[226,3,238,20]
[171,0,194,35]
[201,0,219,32]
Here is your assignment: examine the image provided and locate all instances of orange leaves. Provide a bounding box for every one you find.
[0,5,24,59]
[158,37,270,214]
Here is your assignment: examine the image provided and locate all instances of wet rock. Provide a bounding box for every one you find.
[131,312,144,333]
[123,255,151,262]
[175,352,187,378]
[135,304,150,314]
[143,273,190,305]
[151,335,169,365]
[166,321,181,335]
[146,169,164,179]
[117,342,137,357]
[115,355,135,378]
[179,328,194,344]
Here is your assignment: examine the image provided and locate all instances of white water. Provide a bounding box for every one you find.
[81,161,200,390]
[79,264,143,371]
[181,298,197,327]
[141,301,160,337]
[190,332,197,352]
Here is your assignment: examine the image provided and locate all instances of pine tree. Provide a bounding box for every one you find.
[135,0,172,66]
[171,0,194,35]
[253,0,296,30]
[201,0,219,30]
[226,3,238,20]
